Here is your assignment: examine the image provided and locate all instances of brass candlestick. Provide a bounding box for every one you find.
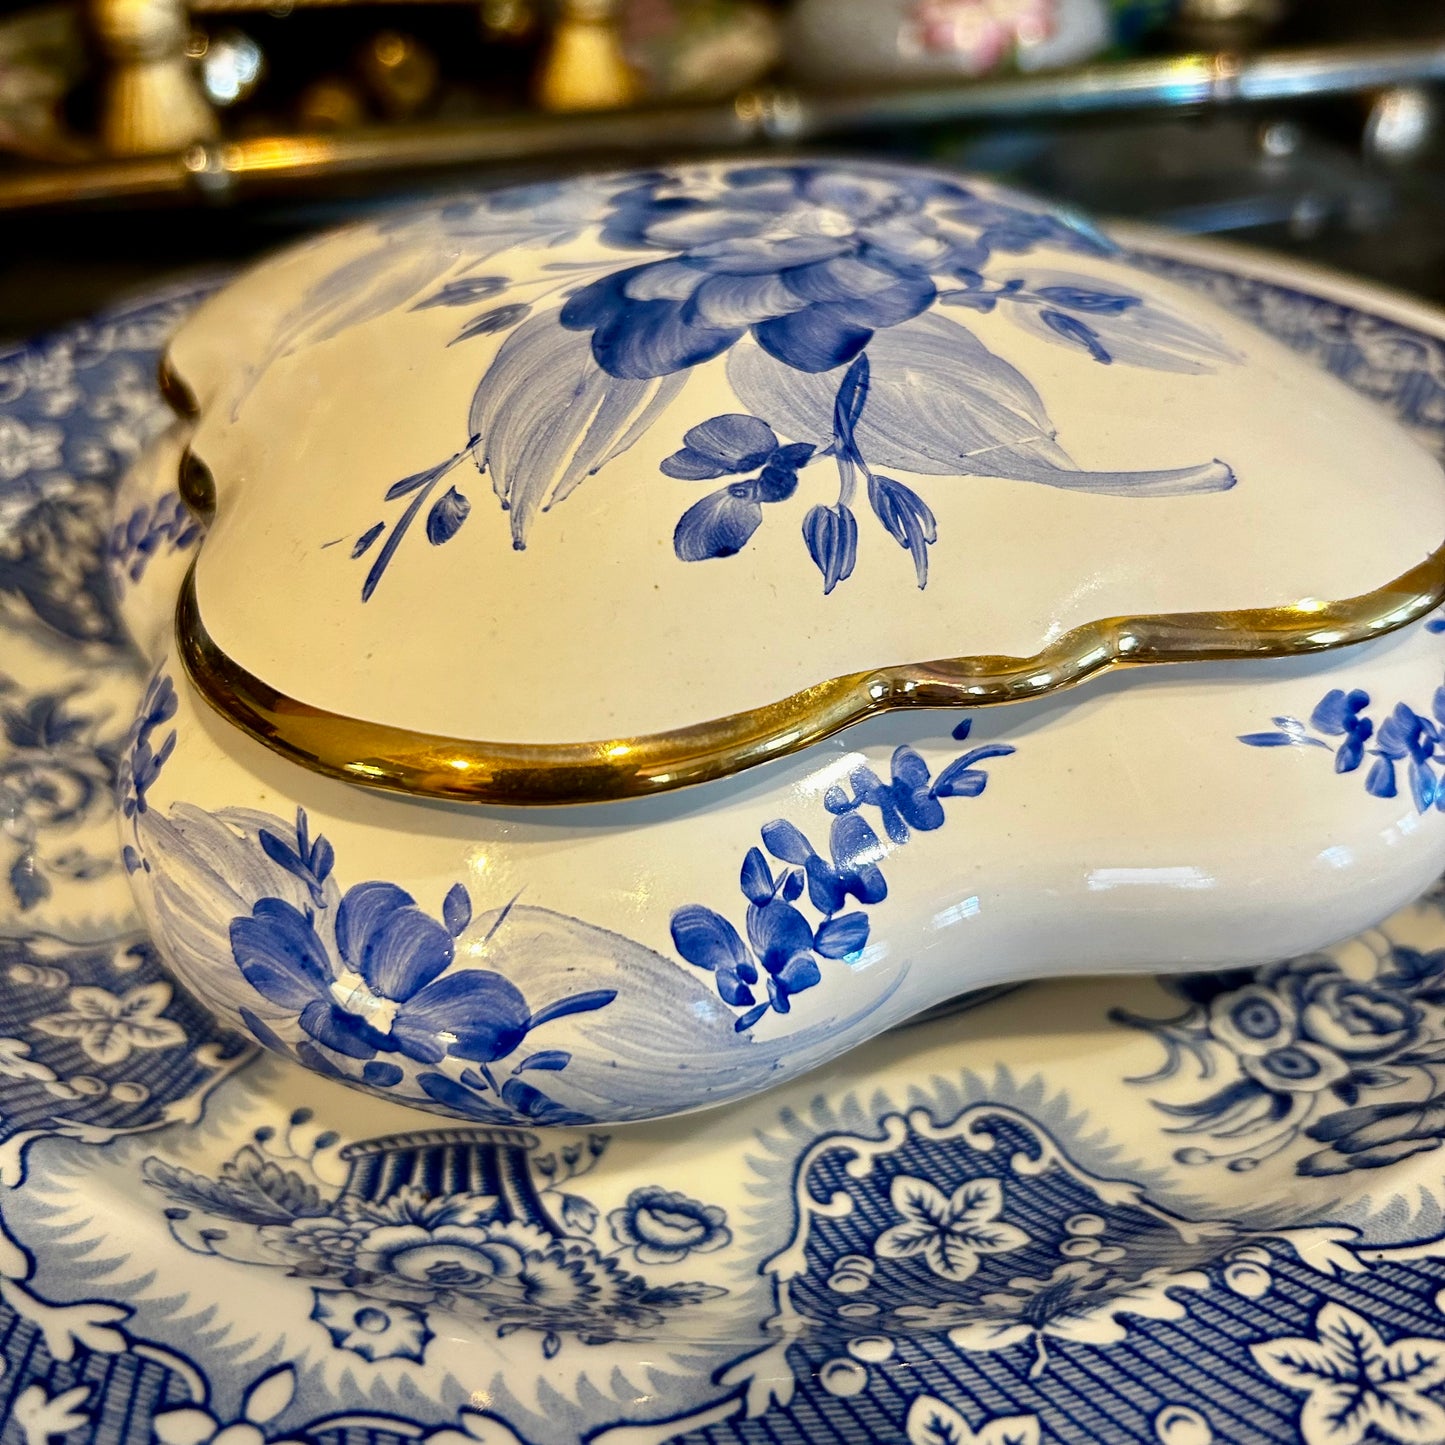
[535,0,642,113]
[92,0,218,155]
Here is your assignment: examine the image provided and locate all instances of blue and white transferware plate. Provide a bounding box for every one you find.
[7,226,1445,1444]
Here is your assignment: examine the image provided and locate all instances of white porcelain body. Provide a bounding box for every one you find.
[113,164,1445,1127]
[118,409,1445,1124]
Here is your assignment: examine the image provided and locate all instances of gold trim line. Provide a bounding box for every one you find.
[177,544,1445,806]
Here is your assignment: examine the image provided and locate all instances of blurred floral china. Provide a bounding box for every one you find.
[785,0,1178,87]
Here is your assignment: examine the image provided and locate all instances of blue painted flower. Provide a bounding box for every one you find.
[1312,688,1375,771]
[310,1289,433,1363]
[665,413,813,561]
[606,1185,731,1265]
[1207,984,1295,1058]
[1240,1042,1348,1095]
[1373,701,1442,810]
[1241,678,1445,815]
[562,165,1104,379]
[230,881,611,1068]
[1297,976,1421,1060]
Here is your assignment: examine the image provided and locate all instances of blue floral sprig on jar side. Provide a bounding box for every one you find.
[1240,681,1445,813]
[666,354,940,593]
[117,671,178,832]
[670,720,1015,1031]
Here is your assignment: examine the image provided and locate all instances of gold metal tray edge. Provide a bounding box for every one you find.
[175,543,1445,806]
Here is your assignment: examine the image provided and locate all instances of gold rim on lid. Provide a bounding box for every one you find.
[175,542,1445,807]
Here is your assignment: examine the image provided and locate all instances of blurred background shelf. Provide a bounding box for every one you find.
[2,0,1445,332]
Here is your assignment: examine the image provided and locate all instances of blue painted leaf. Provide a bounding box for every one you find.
[308,834,334,884]
[675,487,763,561]
[443,882,472,937]
[740,847,774,906]
[426,487,471,545]
[515,1049,571,1072]
[951,718,973,741]
[868,474,937,587]
[558,1192,597,1233]
[384,458,454,501]
[760,819,813,866]
[731,312,1234,496]
[269,242,459,358]
[1366,755,1398,798]
[1041,309,1112,363]
[781,869,804,903]
[1310,689,1357,735]
[1153,1077,1264,1120]
[526,989,618,1029]
[774,951,821,997]
[1379,946,1445,985]
[451,303,532,344]
[671,907,757,1004]
[829,811,889,906]
[1004,269,1241,373]
[938,288,1001,312]
[814,912,869,959]
[351,522,384,558]
[1033,285,1141,315]
[734,1002,770,1032]
[661,414,777,479]
[257,828,305,876]
[1337,734,1368,771]
[933,743,1017,797]
[412,275,508,309]
[8,854,47,909]
[470,312,674,548]
[1239,731,1301,748]
[802,503,857,595]
[1412,760,1437,813]
[362,1060,404,1087]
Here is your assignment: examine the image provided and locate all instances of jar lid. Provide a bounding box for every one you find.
[164,160,1445,803]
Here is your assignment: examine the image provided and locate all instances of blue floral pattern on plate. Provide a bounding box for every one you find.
[9,238,1445,1445]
